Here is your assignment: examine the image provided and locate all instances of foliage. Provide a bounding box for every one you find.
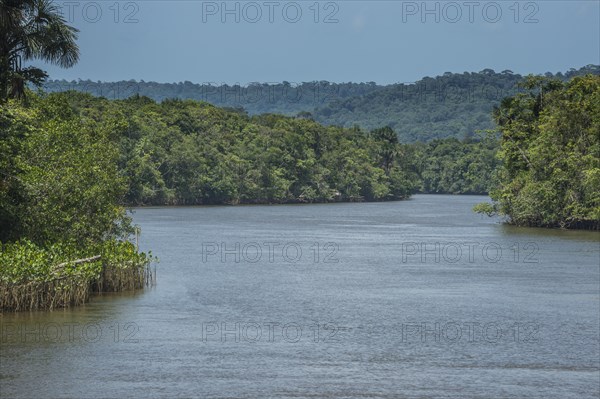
[477,75,600,229]
[408,135,500,195]
[47,93,416,206]
[0,94,132,243]
[0,92,151,311]
[42,66,599,142]
[42,80,383,116]
[0,238,152,310]
[472,202,496,217]
[0,239,150,285]
[0,0,79,101]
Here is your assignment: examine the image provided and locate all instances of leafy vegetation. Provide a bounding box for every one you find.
[1,2,152,311]
[0,94,152,311]
[0,239,151,311]
[475,75,600,230]
[42,80,383,116]
[408,135,500,195]
[0,0,79,101]
[53,92,416,205]
[43,65,599,142]
[313,66,599,142]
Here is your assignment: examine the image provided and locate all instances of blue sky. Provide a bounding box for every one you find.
[36,1,600,84]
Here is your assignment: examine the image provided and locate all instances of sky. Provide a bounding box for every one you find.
[35,0,600,85]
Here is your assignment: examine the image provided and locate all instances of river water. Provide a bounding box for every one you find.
[1,195,599,398]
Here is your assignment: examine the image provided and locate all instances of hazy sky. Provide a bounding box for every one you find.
[35,0,600,84]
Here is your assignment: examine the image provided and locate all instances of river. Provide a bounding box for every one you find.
[1,195,599,398]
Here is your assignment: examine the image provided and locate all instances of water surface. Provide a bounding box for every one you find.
[2,195,599,398]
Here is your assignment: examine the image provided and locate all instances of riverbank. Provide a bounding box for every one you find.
[0,240,153,312]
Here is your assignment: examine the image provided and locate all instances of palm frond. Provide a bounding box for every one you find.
[0,0,79,101]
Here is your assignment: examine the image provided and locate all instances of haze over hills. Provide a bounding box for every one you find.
[42,65,599,142]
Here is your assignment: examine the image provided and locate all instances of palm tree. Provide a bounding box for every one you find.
[371,126,400,175]
[0,0,79,101]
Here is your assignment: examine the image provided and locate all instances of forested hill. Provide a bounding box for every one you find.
[42,80,385,117]
[42,65,599,142]
[312,65,599,141]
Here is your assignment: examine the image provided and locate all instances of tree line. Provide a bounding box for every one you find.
[61,92,416,205]
[1,1,150,311]
[43,65,599,142]
[475,75,599,230]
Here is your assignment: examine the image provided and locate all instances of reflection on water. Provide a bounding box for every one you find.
[1,195,599,398]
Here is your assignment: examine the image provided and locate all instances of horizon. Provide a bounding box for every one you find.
[34,1,600,85]
[46,63,599,86]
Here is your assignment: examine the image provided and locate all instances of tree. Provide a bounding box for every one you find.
[477,75,600,229]
[371,126,399,175]
[1,93,133,243]
[0,0,79,101]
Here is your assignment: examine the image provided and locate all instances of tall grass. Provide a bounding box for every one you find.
[0,240,153,312]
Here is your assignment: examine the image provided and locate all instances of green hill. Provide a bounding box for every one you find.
[42,65,599,143]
